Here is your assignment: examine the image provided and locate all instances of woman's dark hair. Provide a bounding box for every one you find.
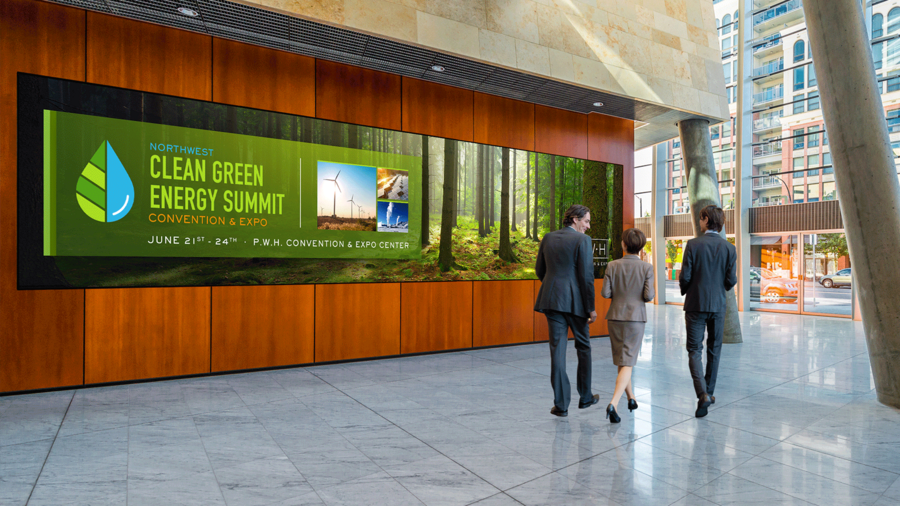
[623,228,647,254]
[563,205,590,227]
[700,205,725,232]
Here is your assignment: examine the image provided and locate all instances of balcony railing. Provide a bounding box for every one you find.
[753,143,783,158]
[753,85,784,106]
[754,199,786,207]
[753,34,782,53]
[753,0,802,27]
[753,176,783,189]
[753,116,782,131]
[753,58,784,77]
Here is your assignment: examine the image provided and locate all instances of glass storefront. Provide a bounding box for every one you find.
[665,238,686,304]
[751,233,852,317]
[750,235,801,311]
[803,233,852,316]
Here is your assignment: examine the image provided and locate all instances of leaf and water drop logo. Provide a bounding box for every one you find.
[75,141,135,222]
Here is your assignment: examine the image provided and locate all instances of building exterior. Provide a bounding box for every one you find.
[645,0,897,319]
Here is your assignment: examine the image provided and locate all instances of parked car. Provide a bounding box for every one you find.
[819,268,851,288]
[750,267,799,303]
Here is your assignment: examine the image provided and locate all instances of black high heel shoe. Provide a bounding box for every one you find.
[606,404,621,423]
[628,399,638,412]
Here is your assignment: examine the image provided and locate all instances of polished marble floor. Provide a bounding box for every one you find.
[2,304,898,506]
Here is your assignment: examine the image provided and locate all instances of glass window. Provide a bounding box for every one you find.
[804,233,852,316]
[824,129,829,145]
[724,62,732,84]
[710,125,720,140]
[823,181,836,200]
[808,182,820,202]
[665,239,686,304]
[808,126,820,147]
[808,154,820,175]
[808,64,817,88]
[723,37,733,51]
[888,76,900,92]
[823,152,832,173]
[874,13,884,39]
[794,185,805,203]
[889,8,900,35]
[887,39,900,68]
[723,119,731,138]
[808,92,820,111]
[794,68,805,91]
[733,34,738,50]
[793,157,804,177]
[722,14,732,34]
[794,40,805,63]
[793,94,806,114]
[793,128,805,150]
[875,42,884,71]
[734,10,739,30]
[888,109,900,133]
[733,61,738,82]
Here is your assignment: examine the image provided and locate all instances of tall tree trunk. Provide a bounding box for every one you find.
[452,147,460,228]
[533,154,540,240]
[559,158,566,230]
[438,140,458,272]
[512,150,518,232]
[476,144,485,237]
[526,152,531,238]
[349,124,359,149]
[499,148,518,262]
[421,136,430,246]
[489,148,496,232]
[549,155,557,232]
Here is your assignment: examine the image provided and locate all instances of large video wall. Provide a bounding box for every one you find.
[19,75,623,288]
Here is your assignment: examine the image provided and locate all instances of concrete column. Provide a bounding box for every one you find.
[734,0,752,312]
[679,119,743,344]
[651,143,667,304]
[803,0,900,407]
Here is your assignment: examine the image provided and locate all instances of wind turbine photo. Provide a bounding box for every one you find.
[348,194,357,219]
[323,170,341,218]
[317,161,378,231]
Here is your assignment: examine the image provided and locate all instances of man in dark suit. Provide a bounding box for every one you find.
[679,205,737,418]
[534,204,599,417]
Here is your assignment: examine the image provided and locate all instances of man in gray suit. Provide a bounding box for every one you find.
[679,205,737,418]
[534,204,599,417]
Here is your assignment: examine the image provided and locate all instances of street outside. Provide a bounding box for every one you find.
[664,279,852,316]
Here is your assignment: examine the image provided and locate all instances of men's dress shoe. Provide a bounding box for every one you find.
[695,393,712,418]
[628,399,638,412]
[710,395,716,405]
[550,406,568,417]
[579,394,600,409]
[606,404,621,423]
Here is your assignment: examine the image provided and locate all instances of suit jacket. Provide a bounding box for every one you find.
[600,255,654,322]
[679,231,738,313]
[534,227,595,318]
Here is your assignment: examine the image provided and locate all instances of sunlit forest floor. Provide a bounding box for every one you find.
[54,218,543,287]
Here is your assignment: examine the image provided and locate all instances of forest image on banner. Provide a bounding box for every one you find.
[19,76,623,288]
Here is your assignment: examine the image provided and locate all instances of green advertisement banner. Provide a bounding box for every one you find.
[44,111,422,260]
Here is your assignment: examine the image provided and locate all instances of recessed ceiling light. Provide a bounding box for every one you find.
[177,7,199,17]
[431,65,445,72]
[593,102,604,107]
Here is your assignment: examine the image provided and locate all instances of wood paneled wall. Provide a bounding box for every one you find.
[0,1,635,393]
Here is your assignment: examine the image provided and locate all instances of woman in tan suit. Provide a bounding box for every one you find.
[600,228,654,423]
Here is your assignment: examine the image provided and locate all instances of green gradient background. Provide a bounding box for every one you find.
[44,111,421,260]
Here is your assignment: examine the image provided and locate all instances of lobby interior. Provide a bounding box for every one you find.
[2,0,899,505]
